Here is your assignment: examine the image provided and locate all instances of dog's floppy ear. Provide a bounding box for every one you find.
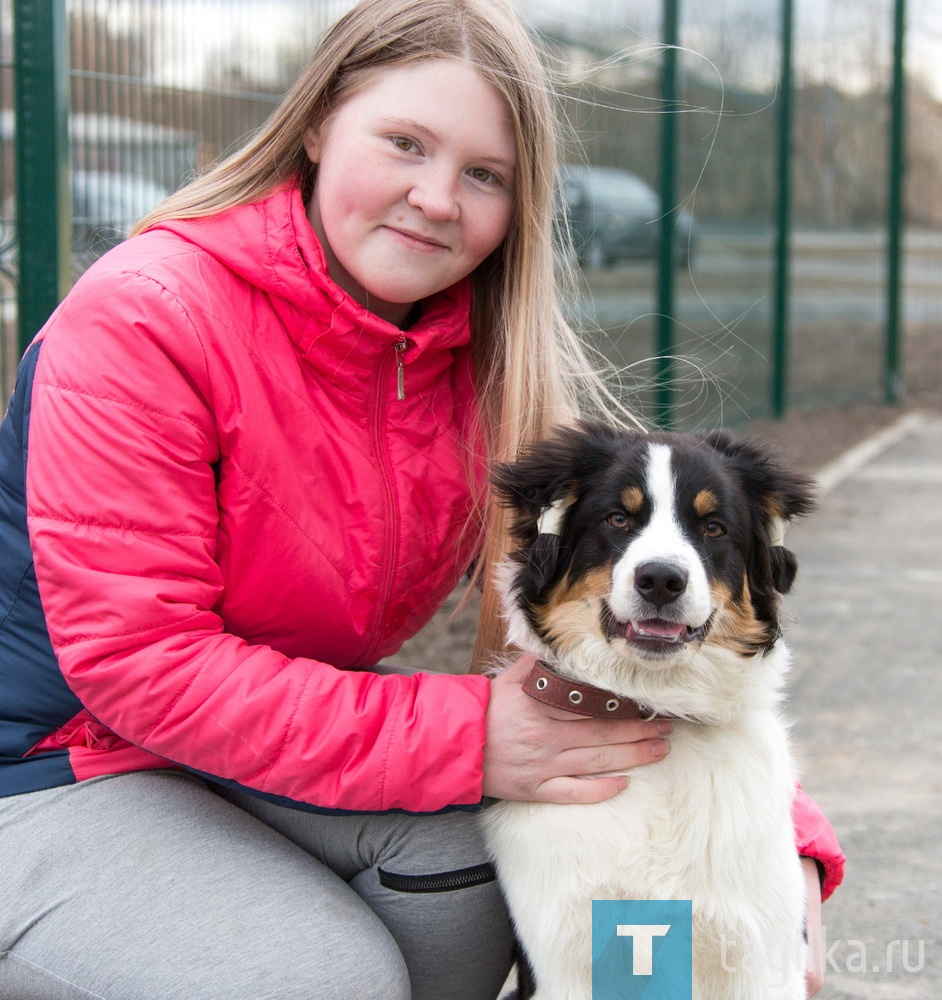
[526,498,572,592]
[767,515,799,594]
[491,456,574,593]
[493,421,642,593]
[491,422,624,592]
[699,431,817,597]
[760,465,816,596]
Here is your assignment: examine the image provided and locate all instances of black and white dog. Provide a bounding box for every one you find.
[484,422,816,1000]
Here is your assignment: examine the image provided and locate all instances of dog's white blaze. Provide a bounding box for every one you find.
[609,443,713,625]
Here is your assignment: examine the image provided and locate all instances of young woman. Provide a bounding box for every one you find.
[0,1,842,997]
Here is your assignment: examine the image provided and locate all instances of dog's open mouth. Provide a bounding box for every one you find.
[626,618,709,646]
[603,605,712,653]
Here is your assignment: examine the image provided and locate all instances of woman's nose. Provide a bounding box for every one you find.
[406,169,460,222]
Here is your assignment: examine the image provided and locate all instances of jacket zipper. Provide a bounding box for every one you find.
[377,862,497,894]
[360,338,408,666]
[394,337,407,400]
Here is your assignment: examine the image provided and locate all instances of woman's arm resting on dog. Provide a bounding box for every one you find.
[803,856,824,997]
[793,789,843,996]
[483,655,672,803]
[792,785,845,900]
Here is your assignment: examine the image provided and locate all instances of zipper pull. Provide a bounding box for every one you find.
[394,338,407,400]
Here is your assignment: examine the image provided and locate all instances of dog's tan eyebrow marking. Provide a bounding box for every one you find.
[621,486,644,514]
[694,489,719,517]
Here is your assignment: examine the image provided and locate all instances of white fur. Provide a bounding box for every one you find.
[537,498,570,537]
[485,445,806,1000]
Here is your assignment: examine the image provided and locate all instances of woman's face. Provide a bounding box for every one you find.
[304,58,517,326]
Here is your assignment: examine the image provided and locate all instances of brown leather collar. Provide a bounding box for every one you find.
[522,660,641,720]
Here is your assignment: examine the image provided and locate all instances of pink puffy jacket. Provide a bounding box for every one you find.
[25,181,490,813]
[20,181,842,896]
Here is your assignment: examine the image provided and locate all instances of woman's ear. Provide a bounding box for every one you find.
[302,126,321,165]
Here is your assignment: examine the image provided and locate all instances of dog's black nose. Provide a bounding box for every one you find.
[635,561,688,609]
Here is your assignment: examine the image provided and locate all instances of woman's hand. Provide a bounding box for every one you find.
[482,654,672,803]
[802,856,824,997]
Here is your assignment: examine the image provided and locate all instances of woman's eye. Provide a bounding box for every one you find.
[392,136,420,153]
[704,520,726,538]
[469,166,497,184]
[606,512,629,529]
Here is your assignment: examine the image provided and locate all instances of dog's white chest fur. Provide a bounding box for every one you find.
[483,662,806,999]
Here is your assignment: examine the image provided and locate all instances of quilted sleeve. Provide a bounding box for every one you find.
[793,783,845,901]
[26,266,489,813]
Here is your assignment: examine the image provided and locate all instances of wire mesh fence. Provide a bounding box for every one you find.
[2,0,940,425]
[542,0,790,427]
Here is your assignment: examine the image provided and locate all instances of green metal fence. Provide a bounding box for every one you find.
[543,0,939,428]
[3,0,941,428]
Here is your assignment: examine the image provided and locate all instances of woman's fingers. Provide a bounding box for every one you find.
[532,774,629,805]
[482,655,673,803]
[552,727,671,778]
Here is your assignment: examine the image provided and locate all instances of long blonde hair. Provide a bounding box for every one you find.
[134,0,638,667]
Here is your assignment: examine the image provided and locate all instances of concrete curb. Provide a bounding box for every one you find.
[815,410,930,497]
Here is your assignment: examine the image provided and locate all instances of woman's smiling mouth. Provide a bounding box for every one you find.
[386,226,449,252]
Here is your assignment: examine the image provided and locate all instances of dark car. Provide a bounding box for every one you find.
[558,164,696,269]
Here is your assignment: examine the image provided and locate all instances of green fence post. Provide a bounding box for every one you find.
[771,0,794,419]
[885,0,906,404]
[14,0,71,357]
[654,0,680,429]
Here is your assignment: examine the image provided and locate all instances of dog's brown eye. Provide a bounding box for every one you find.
[606,512,630,529]
[704,520,726,538]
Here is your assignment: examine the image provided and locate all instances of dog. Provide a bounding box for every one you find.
[483,422,817,1000]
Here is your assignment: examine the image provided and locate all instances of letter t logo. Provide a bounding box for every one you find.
[594,900,691,998]
[616,924,671,975]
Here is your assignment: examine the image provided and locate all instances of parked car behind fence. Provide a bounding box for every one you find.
[558,164,696,269]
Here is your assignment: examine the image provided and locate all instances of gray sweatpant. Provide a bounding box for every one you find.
[0,770,513,999]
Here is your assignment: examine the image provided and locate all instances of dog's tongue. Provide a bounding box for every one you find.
[628,619,687,640]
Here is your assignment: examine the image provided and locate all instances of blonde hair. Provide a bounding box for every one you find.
[134,0,638,668]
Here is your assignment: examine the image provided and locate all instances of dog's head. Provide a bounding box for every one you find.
[492,422,816,717]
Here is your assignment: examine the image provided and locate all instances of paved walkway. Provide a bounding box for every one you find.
[786,411,942,999]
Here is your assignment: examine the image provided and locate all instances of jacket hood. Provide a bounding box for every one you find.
[149,180,473,366]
